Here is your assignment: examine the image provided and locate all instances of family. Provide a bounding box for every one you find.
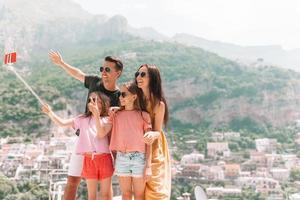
[40,51,171,200]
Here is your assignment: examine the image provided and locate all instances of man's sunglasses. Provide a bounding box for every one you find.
[100,66,111,73]
[135,71,146,78]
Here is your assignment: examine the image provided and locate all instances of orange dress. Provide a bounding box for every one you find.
[145,105,171,200]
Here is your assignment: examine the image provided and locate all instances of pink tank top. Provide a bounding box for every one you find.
[74,116,111,154]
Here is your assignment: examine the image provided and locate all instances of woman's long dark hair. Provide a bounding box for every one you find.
[135,64,169,125]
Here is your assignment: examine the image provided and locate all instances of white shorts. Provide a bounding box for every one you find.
[68,153,84,177]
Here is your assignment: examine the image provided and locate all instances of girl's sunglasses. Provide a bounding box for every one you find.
[88,97,96,103]
[100,66,111,73]
[135,71,146,78]
[120,92,128,98]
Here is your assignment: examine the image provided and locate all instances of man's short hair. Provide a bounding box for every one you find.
[105,56,123,71]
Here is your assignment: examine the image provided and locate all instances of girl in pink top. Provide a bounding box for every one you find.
[109,81,152,200]
[41,91,114,200]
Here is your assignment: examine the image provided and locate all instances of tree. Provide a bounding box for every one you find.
[0,173,18,199]
[290,169,300,182]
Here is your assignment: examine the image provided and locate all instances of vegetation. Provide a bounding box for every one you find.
[0,173,48,200]
[1,39,299,137]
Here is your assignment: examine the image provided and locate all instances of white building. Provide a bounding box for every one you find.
[224,132,240,140]
[282,154,298,170]
[296,119,300,127]
[270,168,290,181]
[211,132,224,141]
[236,177,281,195]
[201,166,224,181]
[211,132,240,141]
[206,187,241,197]
[180,153,204,165]
[207,142,230,158]
[290,193,300,200]
[255,138,277,153]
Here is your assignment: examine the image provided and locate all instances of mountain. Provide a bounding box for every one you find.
[0,0,166,59]
[2,0,300,72]
[0,0,133,61]
[127,26,168,41]
[172,33,300,71]
[0,0,300,138]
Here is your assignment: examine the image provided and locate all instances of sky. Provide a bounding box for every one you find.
[73,0,300,50]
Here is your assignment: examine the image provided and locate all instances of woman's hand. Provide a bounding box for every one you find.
[49,50,64,66]
[88,97,100,116]
[144,166,152,182]
[143,131,160,145]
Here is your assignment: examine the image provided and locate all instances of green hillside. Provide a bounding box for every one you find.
[1,39,299,137]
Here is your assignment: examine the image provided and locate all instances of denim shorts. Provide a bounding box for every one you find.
[115,152,145,177]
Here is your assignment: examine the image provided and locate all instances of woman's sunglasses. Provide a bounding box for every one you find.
[100,66,111,73]
[135,71,146,78]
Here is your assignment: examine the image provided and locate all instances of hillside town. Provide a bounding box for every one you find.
[172,131,300,200]
[2,129,300,199]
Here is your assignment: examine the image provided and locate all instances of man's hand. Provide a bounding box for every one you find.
[49,50,64,66]
[48,50,86,82]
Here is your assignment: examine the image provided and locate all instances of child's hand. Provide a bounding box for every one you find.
[88,96,100,116]
[144,166,152,182]
[108,107,119,118]
[41,103,52,115]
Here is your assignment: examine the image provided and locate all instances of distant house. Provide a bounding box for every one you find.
[211,132,224,141]
[250,151,266,166]
[181,163,202,177]
[289,193,300,200]
[265,153,282,168]
[211,132,240,142]
[296,119,300,127]
[236,177,282,196]
[281,154,298,170]
[207,142,230,158]
[239,171,251,177]
[223,132,240,140]
[270,168,290,181]
[255,138,277,153]
[206,187,241,198]
[180,153,204,165]
[224,164,240,178]
[201,165,224,181]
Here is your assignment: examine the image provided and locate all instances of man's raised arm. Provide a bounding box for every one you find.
[49,50,85,83]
